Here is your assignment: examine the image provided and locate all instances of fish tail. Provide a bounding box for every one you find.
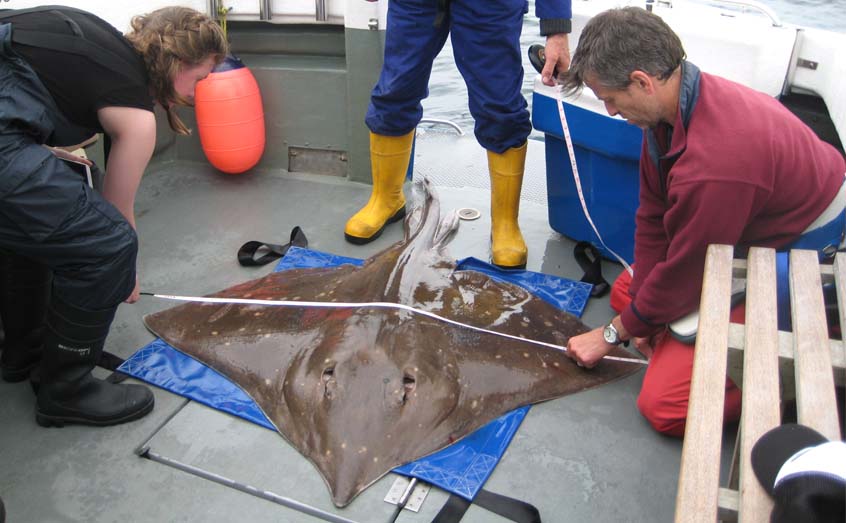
[432,211,460,251]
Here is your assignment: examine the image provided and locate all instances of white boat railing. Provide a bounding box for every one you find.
[695,0,783,27]
[203,0,351,26]
[316,0,328,22]
[418,119,464,136]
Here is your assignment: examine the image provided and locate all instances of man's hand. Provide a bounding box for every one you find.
[125,275,140,304]
[541,33,570,86]
[566,326,615,368]
[632,336,654,360]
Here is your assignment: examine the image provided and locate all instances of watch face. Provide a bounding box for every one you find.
[603,324,617,344]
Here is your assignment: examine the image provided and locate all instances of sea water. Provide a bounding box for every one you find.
[422,0,846,133]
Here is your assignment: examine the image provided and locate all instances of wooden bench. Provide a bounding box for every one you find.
[675,245,846,522]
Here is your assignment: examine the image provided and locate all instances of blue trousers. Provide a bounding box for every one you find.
[774,204,846,331]
[365,0,532,154]
[0,25,137,310]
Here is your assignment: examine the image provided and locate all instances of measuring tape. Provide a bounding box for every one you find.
[143,292,646,366]
[553,85,634,276]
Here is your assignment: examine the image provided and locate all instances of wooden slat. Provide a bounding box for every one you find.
[726,325,846,392]
[675,244,734,523]
[738,248,779,522]
[789,250,841,440]
[718,487,740,522]
[833,254,846,392]
[679,247,843,522]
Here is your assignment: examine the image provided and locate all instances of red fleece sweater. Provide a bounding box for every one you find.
[621,66,846,338]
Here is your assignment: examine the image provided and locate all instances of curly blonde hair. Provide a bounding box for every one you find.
[125,7,229,135]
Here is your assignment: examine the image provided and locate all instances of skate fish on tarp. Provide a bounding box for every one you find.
[143,180,640,507]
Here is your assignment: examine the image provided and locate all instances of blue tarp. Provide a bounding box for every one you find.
[119,246,592,500]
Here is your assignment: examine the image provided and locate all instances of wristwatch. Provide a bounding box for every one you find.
[603,322,623,345]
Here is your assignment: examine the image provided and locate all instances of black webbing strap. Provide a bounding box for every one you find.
[574,241,610,298]
[99,351,129,384]
[237,227,308,267]
[433,489,541,523]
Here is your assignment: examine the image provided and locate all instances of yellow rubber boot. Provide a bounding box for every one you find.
[344,130,414,244]
[488,142,528,269]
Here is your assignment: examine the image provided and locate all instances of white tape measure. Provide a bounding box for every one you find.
[554,85,634,276]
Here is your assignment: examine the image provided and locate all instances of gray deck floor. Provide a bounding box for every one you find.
[0,136,735,522]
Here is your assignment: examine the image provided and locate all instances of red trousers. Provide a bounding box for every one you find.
[610,270,743,437]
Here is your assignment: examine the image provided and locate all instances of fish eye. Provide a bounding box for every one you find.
[322,367,335,383]
[322,367,336,400]
[403,375,416,389]
[400,374,416,405]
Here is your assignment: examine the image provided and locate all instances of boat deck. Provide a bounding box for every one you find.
[0,136,736,522]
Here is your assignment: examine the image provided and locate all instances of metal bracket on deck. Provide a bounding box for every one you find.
[384,476,430,513]
[131,400,361,523]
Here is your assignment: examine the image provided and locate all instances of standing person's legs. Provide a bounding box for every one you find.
[0,143,153,427]
[347,0,451,244]
[449,0,531,153]
[610,270,742,437]
[364,0,450,138]
[450,0,532,268]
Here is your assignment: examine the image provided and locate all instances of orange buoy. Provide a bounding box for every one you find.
[195,55,265,174]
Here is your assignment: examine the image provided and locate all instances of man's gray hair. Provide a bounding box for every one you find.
[561,7,686,95]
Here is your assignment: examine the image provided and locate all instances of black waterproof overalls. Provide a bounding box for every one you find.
[0,9,154,426]
[0,18,137,310]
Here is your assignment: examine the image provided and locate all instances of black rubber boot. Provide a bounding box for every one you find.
[0,250,52,383]
[36,296,154,428]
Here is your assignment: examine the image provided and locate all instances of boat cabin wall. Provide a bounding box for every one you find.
[155,21,383,182]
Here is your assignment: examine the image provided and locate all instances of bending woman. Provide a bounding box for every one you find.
[0,6,227,427]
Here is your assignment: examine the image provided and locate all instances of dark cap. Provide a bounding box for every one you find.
[751,423,845,523]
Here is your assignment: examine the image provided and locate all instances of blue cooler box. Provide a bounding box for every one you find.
[532,81,642,263]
